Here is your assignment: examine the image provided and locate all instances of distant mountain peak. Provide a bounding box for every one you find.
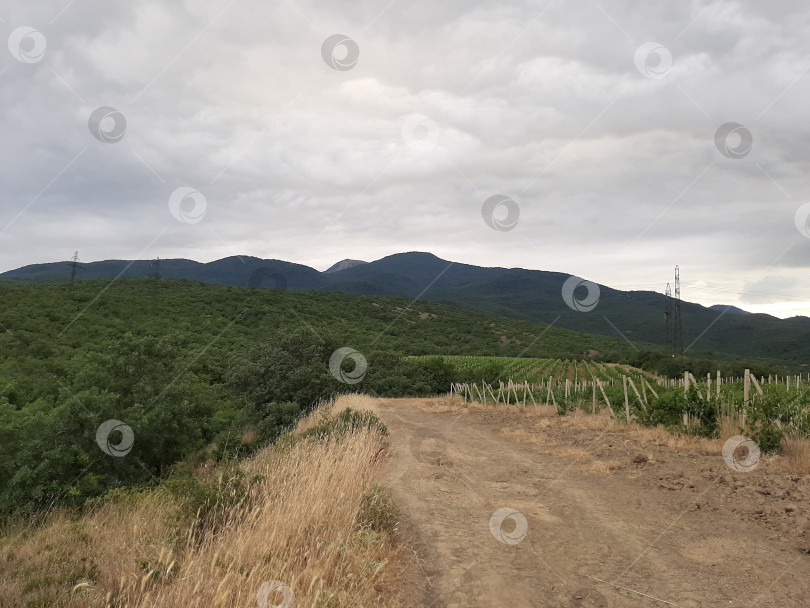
[709,304,750,315]
[325,259,368,273]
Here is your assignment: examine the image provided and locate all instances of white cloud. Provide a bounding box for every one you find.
[1,0,810,316]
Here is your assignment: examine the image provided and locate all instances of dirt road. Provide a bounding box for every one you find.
[376,399,810,608]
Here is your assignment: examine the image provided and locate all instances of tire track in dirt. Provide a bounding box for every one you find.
[378,399,809,608]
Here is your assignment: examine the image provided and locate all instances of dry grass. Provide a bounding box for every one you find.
[500,427,591,461]
[559,410,614,428]
[717,413,746,442]
[589,459,623,475]
[498,402,810,472]
[0,398,401,608]
[511,407,727,455]
[547,408,730,454]
[780,431,810,475]
[525,404,559,417]
[295,393,383,433]
[499,428,544,447]
[408,395,469,414]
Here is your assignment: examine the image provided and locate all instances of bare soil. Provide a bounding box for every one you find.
[377,398,810,608]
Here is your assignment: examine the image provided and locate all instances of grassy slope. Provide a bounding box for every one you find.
[0,396,402,608]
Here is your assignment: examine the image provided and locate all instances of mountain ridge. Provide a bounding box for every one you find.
[3,251,808,363]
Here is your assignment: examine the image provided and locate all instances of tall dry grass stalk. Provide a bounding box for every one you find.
[295,393,382,434]
[780,431,810,475]
[0,397,400,608]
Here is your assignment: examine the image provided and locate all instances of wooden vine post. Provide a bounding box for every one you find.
[643,376,658,399]
[749,372,763,397]
[626,377,647,411]
[686,372,704,400]
[744,369,751,410]
[596,378,615,417]
[623,376,630,422]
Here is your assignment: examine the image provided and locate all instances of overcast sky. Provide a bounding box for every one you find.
[2,0,810,316]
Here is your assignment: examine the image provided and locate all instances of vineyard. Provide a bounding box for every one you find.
[408,356,810,449]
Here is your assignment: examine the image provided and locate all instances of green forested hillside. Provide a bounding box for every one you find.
[6,252,810,363]
[0,278,797,517]
[0,279,633,516]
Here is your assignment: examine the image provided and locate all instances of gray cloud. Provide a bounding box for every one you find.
[2,0,810,316]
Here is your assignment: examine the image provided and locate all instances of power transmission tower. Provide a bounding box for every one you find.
[673,266,683,355]
[69,251,81,298]
[664,282,673,356]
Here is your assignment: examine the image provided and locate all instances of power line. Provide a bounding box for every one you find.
[68,251,81,298]
[664,282,673,356]
[674,266,683,356]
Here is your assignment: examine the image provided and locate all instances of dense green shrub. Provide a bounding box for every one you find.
[742,388,809,452]
[0,333,228,515]
[225,328,341,411]
[637,387,718,437]
[363,352,454,396]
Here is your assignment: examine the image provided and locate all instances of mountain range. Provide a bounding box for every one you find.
[3,252,808,364]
